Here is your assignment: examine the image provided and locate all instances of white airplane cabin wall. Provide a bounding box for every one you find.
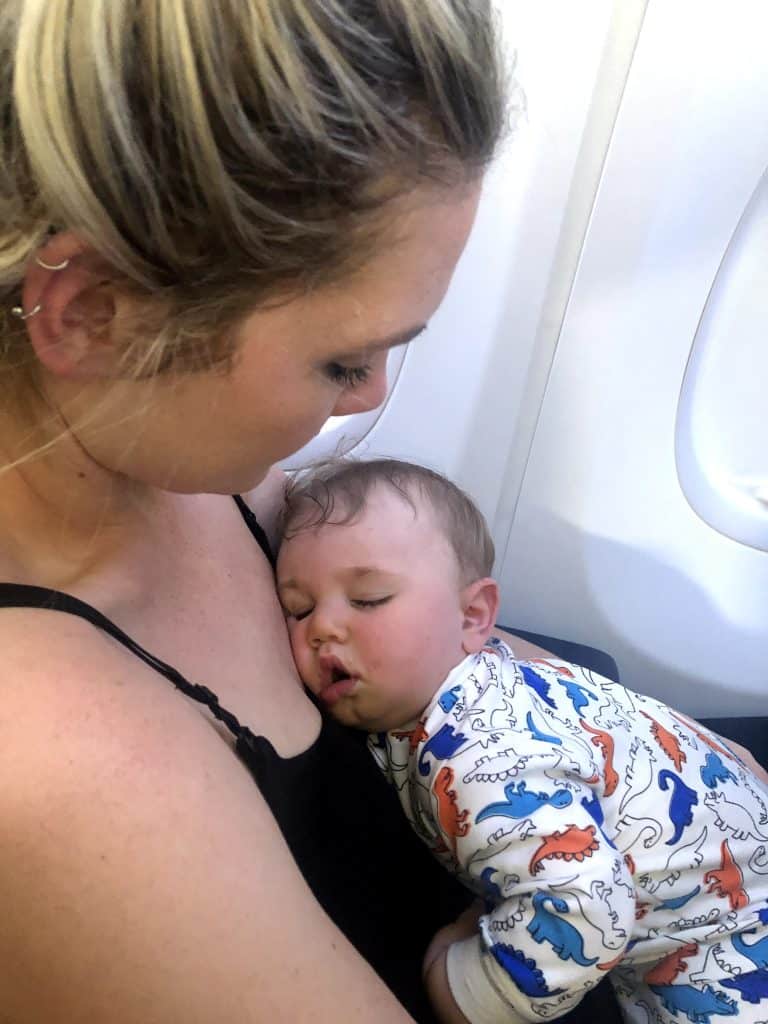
[497,0,768,716]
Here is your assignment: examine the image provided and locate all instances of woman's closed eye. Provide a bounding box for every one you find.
[323,362,372,388]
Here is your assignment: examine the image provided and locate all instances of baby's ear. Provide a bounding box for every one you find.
[460,577,500,655]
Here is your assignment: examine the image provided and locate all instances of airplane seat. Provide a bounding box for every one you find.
[504,627,768,770]
[502,626,621,682]
[697,715,768,768]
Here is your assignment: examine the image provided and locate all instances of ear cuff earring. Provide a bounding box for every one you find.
[10,255,71,320]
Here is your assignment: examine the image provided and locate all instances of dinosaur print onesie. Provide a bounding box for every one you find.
[369,639,768,1024]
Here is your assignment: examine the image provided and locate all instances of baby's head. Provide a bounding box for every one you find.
[277,458,499,731]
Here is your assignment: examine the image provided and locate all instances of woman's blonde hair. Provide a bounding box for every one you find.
[0,0,508,386]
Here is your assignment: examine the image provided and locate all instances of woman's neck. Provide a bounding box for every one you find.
[0,410,171,591]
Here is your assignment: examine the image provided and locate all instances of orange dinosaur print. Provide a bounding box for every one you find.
[529,824,599,875]
[393,722,428,754]
[530,659,575,678]
[644,943,699,986]
[641,710,686,771]
[635,902,650,920]
[434,766,470,854]
[580,720,619,797]
[669,711,735,761]
[598,952,626,972]
[624,853,636,876]
[704,838,749,912]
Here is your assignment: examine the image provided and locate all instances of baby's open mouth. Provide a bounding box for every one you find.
[317,654,358,705]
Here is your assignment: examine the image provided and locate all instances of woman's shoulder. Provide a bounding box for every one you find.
[0,604,235,794]
[0,607,406,1022]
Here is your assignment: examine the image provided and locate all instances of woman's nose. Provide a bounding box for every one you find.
[330,355,389,417]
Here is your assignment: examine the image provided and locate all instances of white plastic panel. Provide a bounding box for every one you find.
[676,169,768,552]
[499,0,768,717]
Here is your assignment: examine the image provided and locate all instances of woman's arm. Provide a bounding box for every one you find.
[490,625,555,661]
[713,734,768,787]
[0,617,415,1024]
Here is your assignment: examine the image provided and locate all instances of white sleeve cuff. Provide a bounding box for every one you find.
[446,936,529,1024]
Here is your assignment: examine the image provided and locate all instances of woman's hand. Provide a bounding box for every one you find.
[424,950,473,1024]
[422,902,484,1024]
[422,899,485,977]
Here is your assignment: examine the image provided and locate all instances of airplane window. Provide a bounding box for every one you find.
[676,167,768,552]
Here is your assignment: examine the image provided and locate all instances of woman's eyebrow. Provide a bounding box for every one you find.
[369,323,427,352]
[332,323,427,360]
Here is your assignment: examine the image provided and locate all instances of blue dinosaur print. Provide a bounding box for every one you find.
[648,983,737,1023]
[559,678,598,715]
[527,892,598,967]
[490,943,565,998]
[580,793,617,849]
[731,928,768,971]
[722,967,768,1004]
[519,665,558,709]
[759,903,768,926]
[581,792,605,827]
[418,724,468,777]
[438,685,462,713]
[525,711,562,746]
[480,867,502,902]
[658,769,699,845]
[475,780,573,822]
[720,962,768,1003]
[700,752,738,789]
[654,886,701,912]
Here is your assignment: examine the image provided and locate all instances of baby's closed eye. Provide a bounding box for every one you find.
[351,596,392,610]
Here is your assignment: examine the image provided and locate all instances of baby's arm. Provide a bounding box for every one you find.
[424,753,635,1024]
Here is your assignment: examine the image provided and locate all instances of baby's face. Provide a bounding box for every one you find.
[277,485,469,731]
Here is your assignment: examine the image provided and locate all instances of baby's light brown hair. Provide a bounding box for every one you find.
[280,458,495,584]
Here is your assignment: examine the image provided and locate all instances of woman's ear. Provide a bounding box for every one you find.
[460,577,500,655]
[18,233,121,380]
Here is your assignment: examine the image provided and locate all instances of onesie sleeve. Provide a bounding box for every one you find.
[432,750,635,1024]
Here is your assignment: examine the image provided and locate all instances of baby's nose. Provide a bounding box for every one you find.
[308,606,348,647]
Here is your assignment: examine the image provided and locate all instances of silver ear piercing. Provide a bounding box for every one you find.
[35,256,71,271]
[10,255,71,319]
[11,302,42,320]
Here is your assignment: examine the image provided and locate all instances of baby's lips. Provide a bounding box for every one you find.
[317,651,353,687]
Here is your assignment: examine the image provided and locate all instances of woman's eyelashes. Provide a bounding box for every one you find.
[323,362,372,388]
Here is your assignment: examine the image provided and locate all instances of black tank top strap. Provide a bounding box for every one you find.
[0,580,258,746]
[232,493,275,568]
[0,495,272,747]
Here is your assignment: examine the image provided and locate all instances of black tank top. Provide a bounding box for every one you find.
[0,495,469,1023]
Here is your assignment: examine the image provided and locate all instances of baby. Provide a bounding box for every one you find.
[276,457,768,1024]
